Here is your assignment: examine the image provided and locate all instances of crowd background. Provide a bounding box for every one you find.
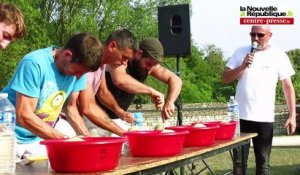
[0,0,299,104]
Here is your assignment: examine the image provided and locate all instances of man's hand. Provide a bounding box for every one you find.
[243,53,254,68]
[161,100,175,119]
[150,89,165,110]
[0,124,5,132]
[116,109,135,123]
[284,114,297,135]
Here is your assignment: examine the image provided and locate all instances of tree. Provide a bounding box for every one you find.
[286,49,300,102]
[0,0,190,89]
[2,0,297,105]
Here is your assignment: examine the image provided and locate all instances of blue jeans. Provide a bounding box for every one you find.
[233,119,273,175]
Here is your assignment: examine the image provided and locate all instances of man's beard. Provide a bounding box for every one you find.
[131,58,148,75]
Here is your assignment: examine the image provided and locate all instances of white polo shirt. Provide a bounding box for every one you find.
[226,45,295,122]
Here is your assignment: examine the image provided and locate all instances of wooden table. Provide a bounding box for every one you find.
[13,133,257,175]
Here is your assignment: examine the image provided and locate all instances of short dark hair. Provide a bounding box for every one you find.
[105,29,139,52]
[63,33,103,72]
[0,3,26,38]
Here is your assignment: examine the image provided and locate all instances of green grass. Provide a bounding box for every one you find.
[179,147,300,175]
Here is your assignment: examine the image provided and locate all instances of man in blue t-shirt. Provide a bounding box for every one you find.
[2,33,102,148]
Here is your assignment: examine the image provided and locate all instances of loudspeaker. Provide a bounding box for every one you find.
[158,4,191,57]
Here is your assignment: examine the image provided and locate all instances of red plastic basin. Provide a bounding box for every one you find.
[166,125,219,147]
[124,130,189,157]
[205,121,237,140]
[40,137,125,173]
[191,121,222,126]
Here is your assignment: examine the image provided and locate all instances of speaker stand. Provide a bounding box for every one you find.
[175,54,183,126]
[174,55,184,175]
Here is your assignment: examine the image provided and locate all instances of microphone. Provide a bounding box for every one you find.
[251,41,258,53]
[248,41,258,68]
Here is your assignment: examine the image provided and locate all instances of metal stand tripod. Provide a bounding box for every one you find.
[175,54,183,126]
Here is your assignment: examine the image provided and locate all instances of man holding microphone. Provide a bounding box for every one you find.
[222,25,296,175]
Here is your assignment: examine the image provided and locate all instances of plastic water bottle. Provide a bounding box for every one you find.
[227,96,240,136]
[0,93,16,173]
[133,112,143,127]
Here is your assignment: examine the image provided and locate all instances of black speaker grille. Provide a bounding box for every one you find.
[158,4,191,56]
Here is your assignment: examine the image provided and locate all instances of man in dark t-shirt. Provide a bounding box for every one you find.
[96,38,182,125]
[96,57,148,120]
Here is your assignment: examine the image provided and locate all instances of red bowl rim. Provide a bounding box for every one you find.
[166,125,220,131]
[192,121,238,126]
[40,136,125,145]
[219,121,238,126]
[124,130,189,136]
[191,121,222,125]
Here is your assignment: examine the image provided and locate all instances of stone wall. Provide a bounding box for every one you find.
[128,103,289,135]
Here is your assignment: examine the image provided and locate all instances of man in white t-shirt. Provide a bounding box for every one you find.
[222,25,296,175]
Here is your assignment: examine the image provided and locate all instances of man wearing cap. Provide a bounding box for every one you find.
[94,37,182,133]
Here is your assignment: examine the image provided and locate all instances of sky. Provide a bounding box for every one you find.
[190,0,300,58]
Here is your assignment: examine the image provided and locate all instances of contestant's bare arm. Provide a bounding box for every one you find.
[15,92,66,139]
[65,92,90,136]
[78,82,125,136]
[149,64,182,119]
[96,76,134,123]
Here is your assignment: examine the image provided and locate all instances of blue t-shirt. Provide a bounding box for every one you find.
[2,47,87,144]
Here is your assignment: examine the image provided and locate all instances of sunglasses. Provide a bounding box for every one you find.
[249,32,266,38]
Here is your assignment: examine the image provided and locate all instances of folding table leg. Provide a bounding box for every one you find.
[202,160,216,175]
[165,170,176,175]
